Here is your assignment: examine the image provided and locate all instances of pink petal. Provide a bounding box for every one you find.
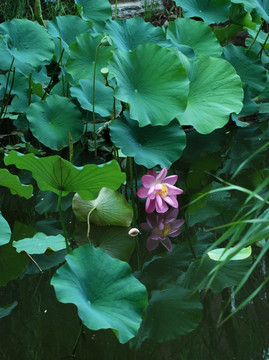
[137,186,148,198]
[139,222,152,232]
[142,174,156,188]
[146,237,160,251]
[145,197,156,213]
[164,195,178,208]
[156,197,169,213]
[169,229,182,237]
[160,237,173,251]
[155,194,163,209]
[147,169,157,178]
[156,168,167,182]
[166,184,184,195]
[162,175,178,185]
[154,183,163,191]
[165,208,179,222]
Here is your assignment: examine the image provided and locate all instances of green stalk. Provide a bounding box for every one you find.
[34,0,45,26]
[115,0,118,20]
[28,73,32,105]
[247,21,263,53]
[258,32,269,57]
[0,57,15,120]
[92,43,102,158]
[58,190,70,253]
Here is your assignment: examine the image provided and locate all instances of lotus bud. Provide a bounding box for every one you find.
[128,228,140,237]
[164,20,169,28]
[100,35,112,46]
[100,67,109,79]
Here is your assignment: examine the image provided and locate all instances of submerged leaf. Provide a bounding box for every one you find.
[0,168,33,199]
[72,187,133,226]
[4,151,126,200]
[51,244,148,343]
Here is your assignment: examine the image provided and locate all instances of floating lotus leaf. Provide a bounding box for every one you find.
[207,246,252,261]
[105,17,169,51]
[223,44,267,97]
[178,55,243,134]
[13,232,66,254]
[0,243,29,286]
[175,0,231,24]
[72,187,133,226]
[167,18,222,57]
[70,79,117,117]
[109,44,189,126]
[26,95,83,150]
[231,0,269,22]
[75,0,112,31]
[0,212,11,246]
[109,114,186,168]
[51,244,148,343]
[4,151,126,200]
[0,19,54,72]
[0,168,33,199]
[135,284,202,348]
[66,33,113,84]
[0,301,18,319]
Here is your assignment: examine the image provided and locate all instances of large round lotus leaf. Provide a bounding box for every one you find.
[178,56,243,134]
[135,284,202,347]
[223,44,267,97]
[104,17,168,51]
[4,151,126,200]
[0,168,33,199]
[26,95,83,150]
[51,244,148,343]
[175,0,231,24]
[70,79,116,117]
[72,188,133,226]
[167,18,222,57]
[65,33,113,84]
[12,233,66,254]
[0,212,11,246]
[75,0,111,31]
[109,114,186,168]
[231,0,269,22]
[0,19,54,71]
[0,243,29,286]
[109,44,189,126]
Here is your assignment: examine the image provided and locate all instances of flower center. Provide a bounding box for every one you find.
[156,223,171,236]
[156,184,168,198]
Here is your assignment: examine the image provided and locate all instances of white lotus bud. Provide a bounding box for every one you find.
[128,228,140,237]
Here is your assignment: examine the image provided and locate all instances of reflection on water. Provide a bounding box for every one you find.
[140,208,184,252]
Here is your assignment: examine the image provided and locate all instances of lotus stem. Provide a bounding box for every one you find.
[92,43,102,158]
[247,21,263,53]
[28,73,32,105]
[258,32,269,57]
[0,57,15,120]
[58,190,70,253]
[34,0,45,26]
[115,0,118,20]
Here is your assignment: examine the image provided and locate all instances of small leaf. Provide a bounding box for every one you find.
[72,187,133,226]
[207,246,252,261]
[12,232,66,254]
[0,301,18,319]
[0,212,11,246]
[4,151,126,200]
[0,168,33,199]
[51,244,148,343]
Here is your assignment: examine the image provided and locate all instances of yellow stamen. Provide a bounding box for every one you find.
[156,224,171,236]
[156,184,168,198]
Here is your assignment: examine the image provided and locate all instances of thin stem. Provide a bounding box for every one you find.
[0,57,15,120]
[247,21,263,53]
[58,190,70,253]
[86,208,95,241]
[258,32,269,57]
[25,252,43,273]
[92,43,102,158]
[115,0,118,20]
[28,73,32,105]
[72,321,83,356]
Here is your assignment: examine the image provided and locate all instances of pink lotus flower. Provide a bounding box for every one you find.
[140,208,184,251]
[137,168,183,213]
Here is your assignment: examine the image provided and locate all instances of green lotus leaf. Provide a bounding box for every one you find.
[135,284,202,348]
[4,151,126,200]
[72,187,133,226]
[104,17,169,51]
[12,232,66,254]
[70,79,116,117]
[109,113,186,168]
[231,0,269,22]
[167,18,222,57]
[207,246,252,261]
[178,55,243,134]
[0,19,54,72]
[0,212,11,246]
[75,0,112,31]
[26,94,83,150]
[109,44,189,126]
[65,33,113,84]
[0,168,33,199]
[0,301,18,319]
[176,0,231,24]
[51,244,148,343]
[0,243,29,286]
[223,44,267,97]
